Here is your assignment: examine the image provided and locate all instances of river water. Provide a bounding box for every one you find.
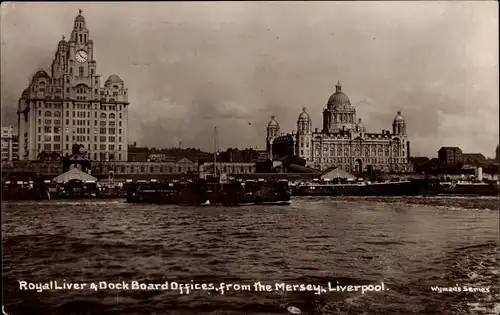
[2,196,499,315]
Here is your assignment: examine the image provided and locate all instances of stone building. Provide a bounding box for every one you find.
[438,146,463,165]
[17,10,129,161]
[1,126,19,161]
[266,81,409,173]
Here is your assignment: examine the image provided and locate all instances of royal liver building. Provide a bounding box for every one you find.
[17,10,129,161]
[266,81,409,173]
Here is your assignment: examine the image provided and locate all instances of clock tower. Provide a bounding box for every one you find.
[18,10,129,161]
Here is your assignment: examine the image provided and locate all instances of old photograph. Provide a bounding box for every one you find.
[1,1,498,314]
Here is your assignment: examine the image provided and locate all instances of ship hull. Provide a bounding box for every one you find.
[126,180,291,205]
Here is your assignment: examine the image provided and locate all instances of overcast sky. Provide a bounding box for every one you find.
[1,2,498,157]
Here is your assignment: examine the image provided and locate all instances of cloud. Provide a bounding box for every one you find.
[1,2,498,156]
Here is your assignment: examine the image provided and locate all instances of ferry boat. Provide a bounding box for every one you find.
[125,177,291,205]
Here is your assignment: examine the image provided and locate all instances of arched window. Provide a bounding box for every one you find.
[45,111,52,117]
[54,111,61,117]
[113,85,119,89]
[100,113,107,119]
[109,113,116,119]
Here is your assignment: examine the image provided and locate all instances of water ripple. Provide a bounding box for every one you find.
[2,196,498,314]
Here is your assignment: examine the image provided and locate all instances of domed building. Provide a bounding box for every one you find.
[266,81,410,173]
[17,10,130,161]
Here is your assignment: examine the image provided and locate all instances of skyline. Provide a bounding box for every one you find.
[1,2,498,157]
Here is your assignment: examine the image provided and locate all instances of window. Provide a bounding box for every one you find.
[100,144,106,150]
[108,128,115,134]
[119,129,122,135]
[100,113,106,119]
[44,144,51,150]
[44,135,51,141]
[109,136,115,142]
[54,111,61,117]
[45,111,52,117]
[109,121,115,127]
[54,135,61,141]
[100,121,106,126]
[119,145,122,150]
[54,127,60,133]
[91,69,94,75]
[94,144,97,150]
[79,67,84,77]
[44,126,51,133]
[100,128,106,134]
[109,113,115,119]
[66,119,69,125]
[44,119,51,125]
[100,136,106,142]
[109,145,115,151]
[70,67,73,75]
[119,137,122,142]
[66,135,69,141]
[54,144,61,150]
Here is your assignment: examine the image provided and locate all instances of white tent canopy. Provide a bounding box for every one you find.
[320,167,356,181]
[52,168,97,184]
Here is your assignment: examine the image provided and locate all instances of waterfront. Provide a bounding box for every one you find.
[2,197,499,315]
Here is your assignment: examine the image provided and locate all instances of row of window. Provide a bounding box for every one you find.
[37,103,125,111]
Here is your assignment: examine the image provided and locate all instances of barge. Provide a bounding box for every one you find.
[292,179,422,196]
[292,178,499,197]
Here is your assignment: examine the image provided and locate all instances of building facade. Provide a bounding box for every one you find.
[267,81,409,173]
[438,147,463,165]
[1,126,19,161]
[17,10,129,161]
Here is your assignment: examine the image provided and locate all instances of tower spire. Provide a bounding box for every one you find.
[336,80,342,92]
[79,8,83,15]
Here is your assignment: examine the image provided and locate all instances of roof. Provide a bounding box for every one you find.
[320,167,356,180]
[463,153,486,161]
[439,146,461,151]
[288,164,318,173]
[298,107,311,120]
[327,81,350,108]
[105,74,123,84]
[177,157,194,164]
[52,168,97,183]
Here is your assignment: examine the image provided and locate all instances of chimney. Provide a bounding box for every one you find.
[133,141,137,147]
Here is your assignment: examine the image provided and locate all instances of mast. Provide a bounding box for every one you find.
[213,126,218,177]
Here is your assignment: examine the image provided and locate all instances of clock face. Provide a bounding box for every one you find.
[76,50,88,63]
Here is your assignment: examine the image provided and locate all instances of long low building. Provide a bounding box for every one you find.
[1,159,258,180]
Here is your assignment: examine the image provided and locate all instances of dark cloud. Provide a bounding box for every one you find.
[1,2,498,157]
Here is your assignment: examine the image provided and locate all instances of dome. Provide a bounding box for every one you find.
[393,111,405,123]
[105,74,123,85]
[58,35,68,46]
[75,10,85,23]
[298,107,311,121]
[268,115,279,128]
[33,70,50,79]
[327,81,351,107]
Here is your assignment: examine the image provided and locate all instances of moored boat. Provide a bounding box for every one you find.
[125,177,291,205]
